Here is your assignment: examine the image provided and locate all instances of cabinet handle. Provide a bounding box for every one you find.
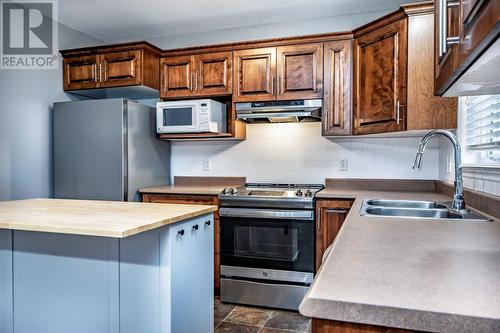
[99,64,103,82]
[446,37,460,45]
[178,229,185,236]
[93,64,98,82]
[277,76,281,95]
[325,209,347,214]
[396,101,401,125]
[205,220,211,226]
[195,73,198,91]
[271,75,275,95]
[316,207,321,231]
[439,0,460,56]
[193,224,199,230]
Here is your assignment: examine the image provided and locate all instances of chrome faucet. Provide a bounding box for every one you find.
[412,130,466,212]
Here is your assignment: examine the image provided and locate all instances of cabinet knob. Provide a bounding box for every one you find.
[193,224,199,230]
[205,220,211,226]
[178,229,185,236]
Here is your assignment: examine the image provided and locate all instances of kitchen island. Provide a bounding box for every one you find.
[0,198,217,333]
[300,188,500,333]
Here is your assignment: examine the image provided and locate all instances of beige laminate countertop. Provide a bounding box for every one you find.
[0,198,217,238]
[300,189,500,332]
[139,185,226,196]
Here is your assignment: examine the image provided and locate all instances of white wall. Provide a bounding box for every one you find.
[170,123,439,184]
[149,10,393,49]
[0,24,103,201]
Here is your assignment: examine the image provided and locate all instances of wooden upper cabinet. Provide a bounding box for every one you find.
[100,50,142,87]
[322,40,353,136]
[233,47,276,102]
[63,55,99,90]
[434,0,460,95]
[196,51,232,96]
[160,51,233,99]
[160,55,196,98]
[407,8,457,130]
[276,43,323,100]
[353,18,407,135]
[434,0,500,96]
[61,42,161,97]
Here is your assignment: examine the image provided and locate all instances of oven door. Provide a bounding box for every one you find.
[219,208,314,273]
[156,102,200,133]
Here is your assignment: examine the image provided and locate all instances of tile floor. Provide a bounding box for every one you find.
[215,298,311,333]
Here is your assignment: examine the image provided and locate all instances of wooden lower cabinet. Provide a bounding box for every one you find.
[142,193,221,294]
[312,319,417,333]
[315,199,353,271]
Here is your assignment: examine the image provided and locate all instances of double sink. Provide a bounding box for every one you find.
[360,199,492,222]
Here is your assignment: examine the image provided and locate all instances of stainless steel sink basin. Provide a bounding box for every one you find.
[365,207,463,219]
[360,199,492,222]
[366,199,448,209]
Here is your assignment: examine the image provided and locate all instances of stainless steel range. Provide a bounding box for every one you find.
[218,183,323,310]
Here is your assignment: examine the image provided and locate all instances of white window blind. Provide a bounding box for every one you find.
[464,95,500,157]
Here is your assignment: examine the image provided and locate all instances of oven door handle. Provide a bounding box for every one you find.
[219,208,314,220]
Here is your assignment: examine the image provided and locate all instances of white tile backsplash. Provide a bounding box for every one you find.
[170,122,440,184]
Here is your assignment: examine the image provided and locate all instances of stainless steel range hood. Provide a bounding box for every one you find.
[235,99,322,123]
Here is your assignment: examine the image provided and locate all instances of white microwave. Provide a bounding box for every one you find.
[156,99,227,134]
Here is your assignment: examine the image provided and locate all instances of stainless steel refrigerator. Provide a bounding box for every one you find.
[53,98,170,201]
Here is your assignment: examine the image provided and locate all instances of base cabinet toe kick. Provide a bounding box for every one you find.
[0,213,214,333]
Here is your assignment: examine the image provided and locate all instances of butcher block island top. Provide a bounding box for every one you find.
[0,198,217,238]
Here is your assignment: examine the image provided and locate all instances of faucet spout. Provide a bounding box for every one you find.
[413,130,465,212]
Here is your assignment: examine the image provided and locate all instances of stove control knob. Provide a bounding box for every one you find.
[222,188,231,195]
[295,189,303,197]
[232,188,239,194]
[305,189,312,197]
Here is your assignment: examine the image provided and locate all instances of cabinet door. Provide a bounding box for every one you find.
[434,0,460,95]
[100,50,142,87]
[354,19,407,135]
[322,40,353,136]
[315,200,352,271]
[160,55,196,98]
[142,193,221,293]
[195,51,232,96]
[233,47,276,102]
[170,215,214,333]
[407,12,457,130]
[276,43,323,100]
[63,55,99,90]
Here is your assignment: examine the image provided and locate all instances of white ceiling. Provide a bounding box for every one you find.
[58,0,423,44]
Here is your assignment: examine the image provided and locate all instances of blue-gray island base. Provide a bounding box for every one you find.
[0,213,214,333]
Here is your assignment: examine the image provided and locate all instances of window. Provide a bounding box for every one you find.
[459,95,500,166]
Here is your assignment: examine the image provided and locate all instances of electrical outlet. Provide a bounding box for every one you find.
[203,159,212,171]
[339,158,348,171]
